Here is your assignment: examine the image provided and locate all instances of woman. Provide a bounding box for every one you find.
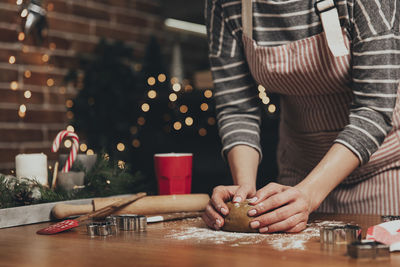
[203,0,400,233]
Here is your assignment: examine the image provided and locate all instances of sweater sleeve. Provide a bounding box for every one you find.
[205,0,263,160]
[335,0,400,164]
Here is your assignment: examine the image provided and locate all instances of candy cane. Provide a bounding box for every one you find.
[52,130,79,173]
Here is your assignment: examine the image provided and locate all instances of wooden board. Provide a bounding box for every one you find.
[0,213,398,266]
[0,194,131,229]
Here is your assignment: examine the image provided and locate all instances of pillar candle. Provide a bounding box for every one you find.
[15,153,48,186]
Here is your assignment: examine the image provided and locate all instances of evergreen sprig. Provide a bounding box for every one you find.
[0,154,149,209]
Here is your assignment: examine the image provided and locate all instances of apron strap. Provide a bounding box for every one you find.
[241,0,253,39]
[315,0,349,57]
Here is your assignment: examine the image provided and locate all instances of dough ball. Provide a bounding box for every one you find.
[222,201,258,233]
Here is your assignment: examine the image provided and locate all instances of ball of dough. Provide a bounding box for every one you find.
[222,201,258,233]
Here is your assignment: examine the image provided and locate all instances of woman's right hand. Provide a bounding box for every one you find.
[202,184,256,230]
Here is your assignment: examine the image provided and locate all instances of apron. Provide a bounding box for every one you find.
[241,0,400,215]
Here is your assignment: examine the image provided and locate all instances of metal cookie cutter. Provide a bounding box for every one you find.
[86,219,118,237]
[111,215,147,232]
[320,223,361,245]
[347,241,390,259]
[381,215,400,222]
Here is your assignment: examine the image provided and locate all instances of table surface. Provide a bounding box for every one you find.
[0,213,398,267]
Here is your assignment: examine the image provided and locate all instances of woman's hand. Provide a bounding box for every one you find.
[247,182,313,233]
[202,184,256,230]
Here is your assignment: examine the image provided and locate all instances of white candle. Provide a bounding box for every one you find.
[15,153,48,186]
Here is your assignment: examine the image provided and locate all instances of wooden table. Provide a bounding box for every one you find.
[0,213,398,266]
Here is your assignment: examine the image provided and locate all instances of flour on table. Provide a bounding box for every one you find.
[166,219,344,251]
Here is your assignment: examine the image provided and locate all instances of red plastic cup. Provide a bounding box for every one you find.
[154,153,193,195]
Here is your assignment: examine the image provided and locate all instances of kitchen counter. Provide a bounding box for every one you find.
[0,213,398,266]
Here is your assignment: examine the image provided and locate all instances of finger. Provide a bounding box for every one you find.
[286,222,308,233]
[233,184,256,203]
[210,186,238,215]
[252,201,303,227]
[248,187,302,216]
[252,182,288,205]
[202,212,216,229]
[204,203,224,229]
[259,213,307,233]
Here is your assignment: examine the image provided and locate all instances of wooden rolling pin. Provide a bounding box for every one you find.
[52,194,210,219]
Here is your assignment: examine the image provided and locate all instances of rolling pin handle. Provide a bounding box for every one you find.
[52,203,93,219]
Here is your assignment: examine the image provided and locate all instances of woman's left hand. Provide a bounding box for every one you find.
[247,182,313,233]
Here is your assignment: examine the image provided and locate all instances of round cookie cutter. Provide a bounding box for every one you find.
[320,223,361,245]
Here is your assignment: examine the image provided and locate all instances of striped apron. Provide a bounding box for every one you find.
[241,1,400,215]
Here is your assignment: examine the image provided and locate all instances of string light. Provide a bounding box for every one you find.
[47,3,54,11]
[134,64,142,72]
[199,128,207,136]
[66,99,73,108]
[169,93,177,102]
[170,77,179,84]
[66,125,75,132]
[80,143,87,152]
[42,54,49,62]
[66,111,74,119]
[158,74,166,82]
[185,117,193,126]
[24,70,31,78]
[141,103,150,112]
[207,117,216,125]
[16,0,23,5]
[204,89,212,98]
[47,78,54,86]
[10,81,18,90]
[22,46,28,53]
[173,121,182,130]
[147,77,156,86]
[8,56,16,64]
[130,126,138,135]
[49,42,56,50]
[18,32,25,41]
[20,9,28,18]
[147,90,157,99]
[86,149,94,155]
[172,83,181,92]
[132,139,140,148]
[137,116,145,125]
[179,105,188,113]
[19,104,26,113]
[64,139,72,148]
[118,160,125,169]
[268,104,276,113]
[18,110,25,118]
[117,143,125,152]
[262,96,270,105]
[18,104,26,118]
[184,84,193,92]
[24,90,31,99]
[258,85,266,92]
[59,87,66,94]
[200,103,209,111]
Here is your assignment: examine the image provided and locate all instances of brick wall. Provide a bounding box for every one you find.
[0,0,164,172]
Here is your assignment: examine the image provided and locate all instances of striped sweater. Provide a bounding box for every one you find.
[205,0,400,165]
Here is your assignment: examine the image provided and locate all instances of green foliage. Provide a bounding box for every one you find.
[0,155,151,209]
